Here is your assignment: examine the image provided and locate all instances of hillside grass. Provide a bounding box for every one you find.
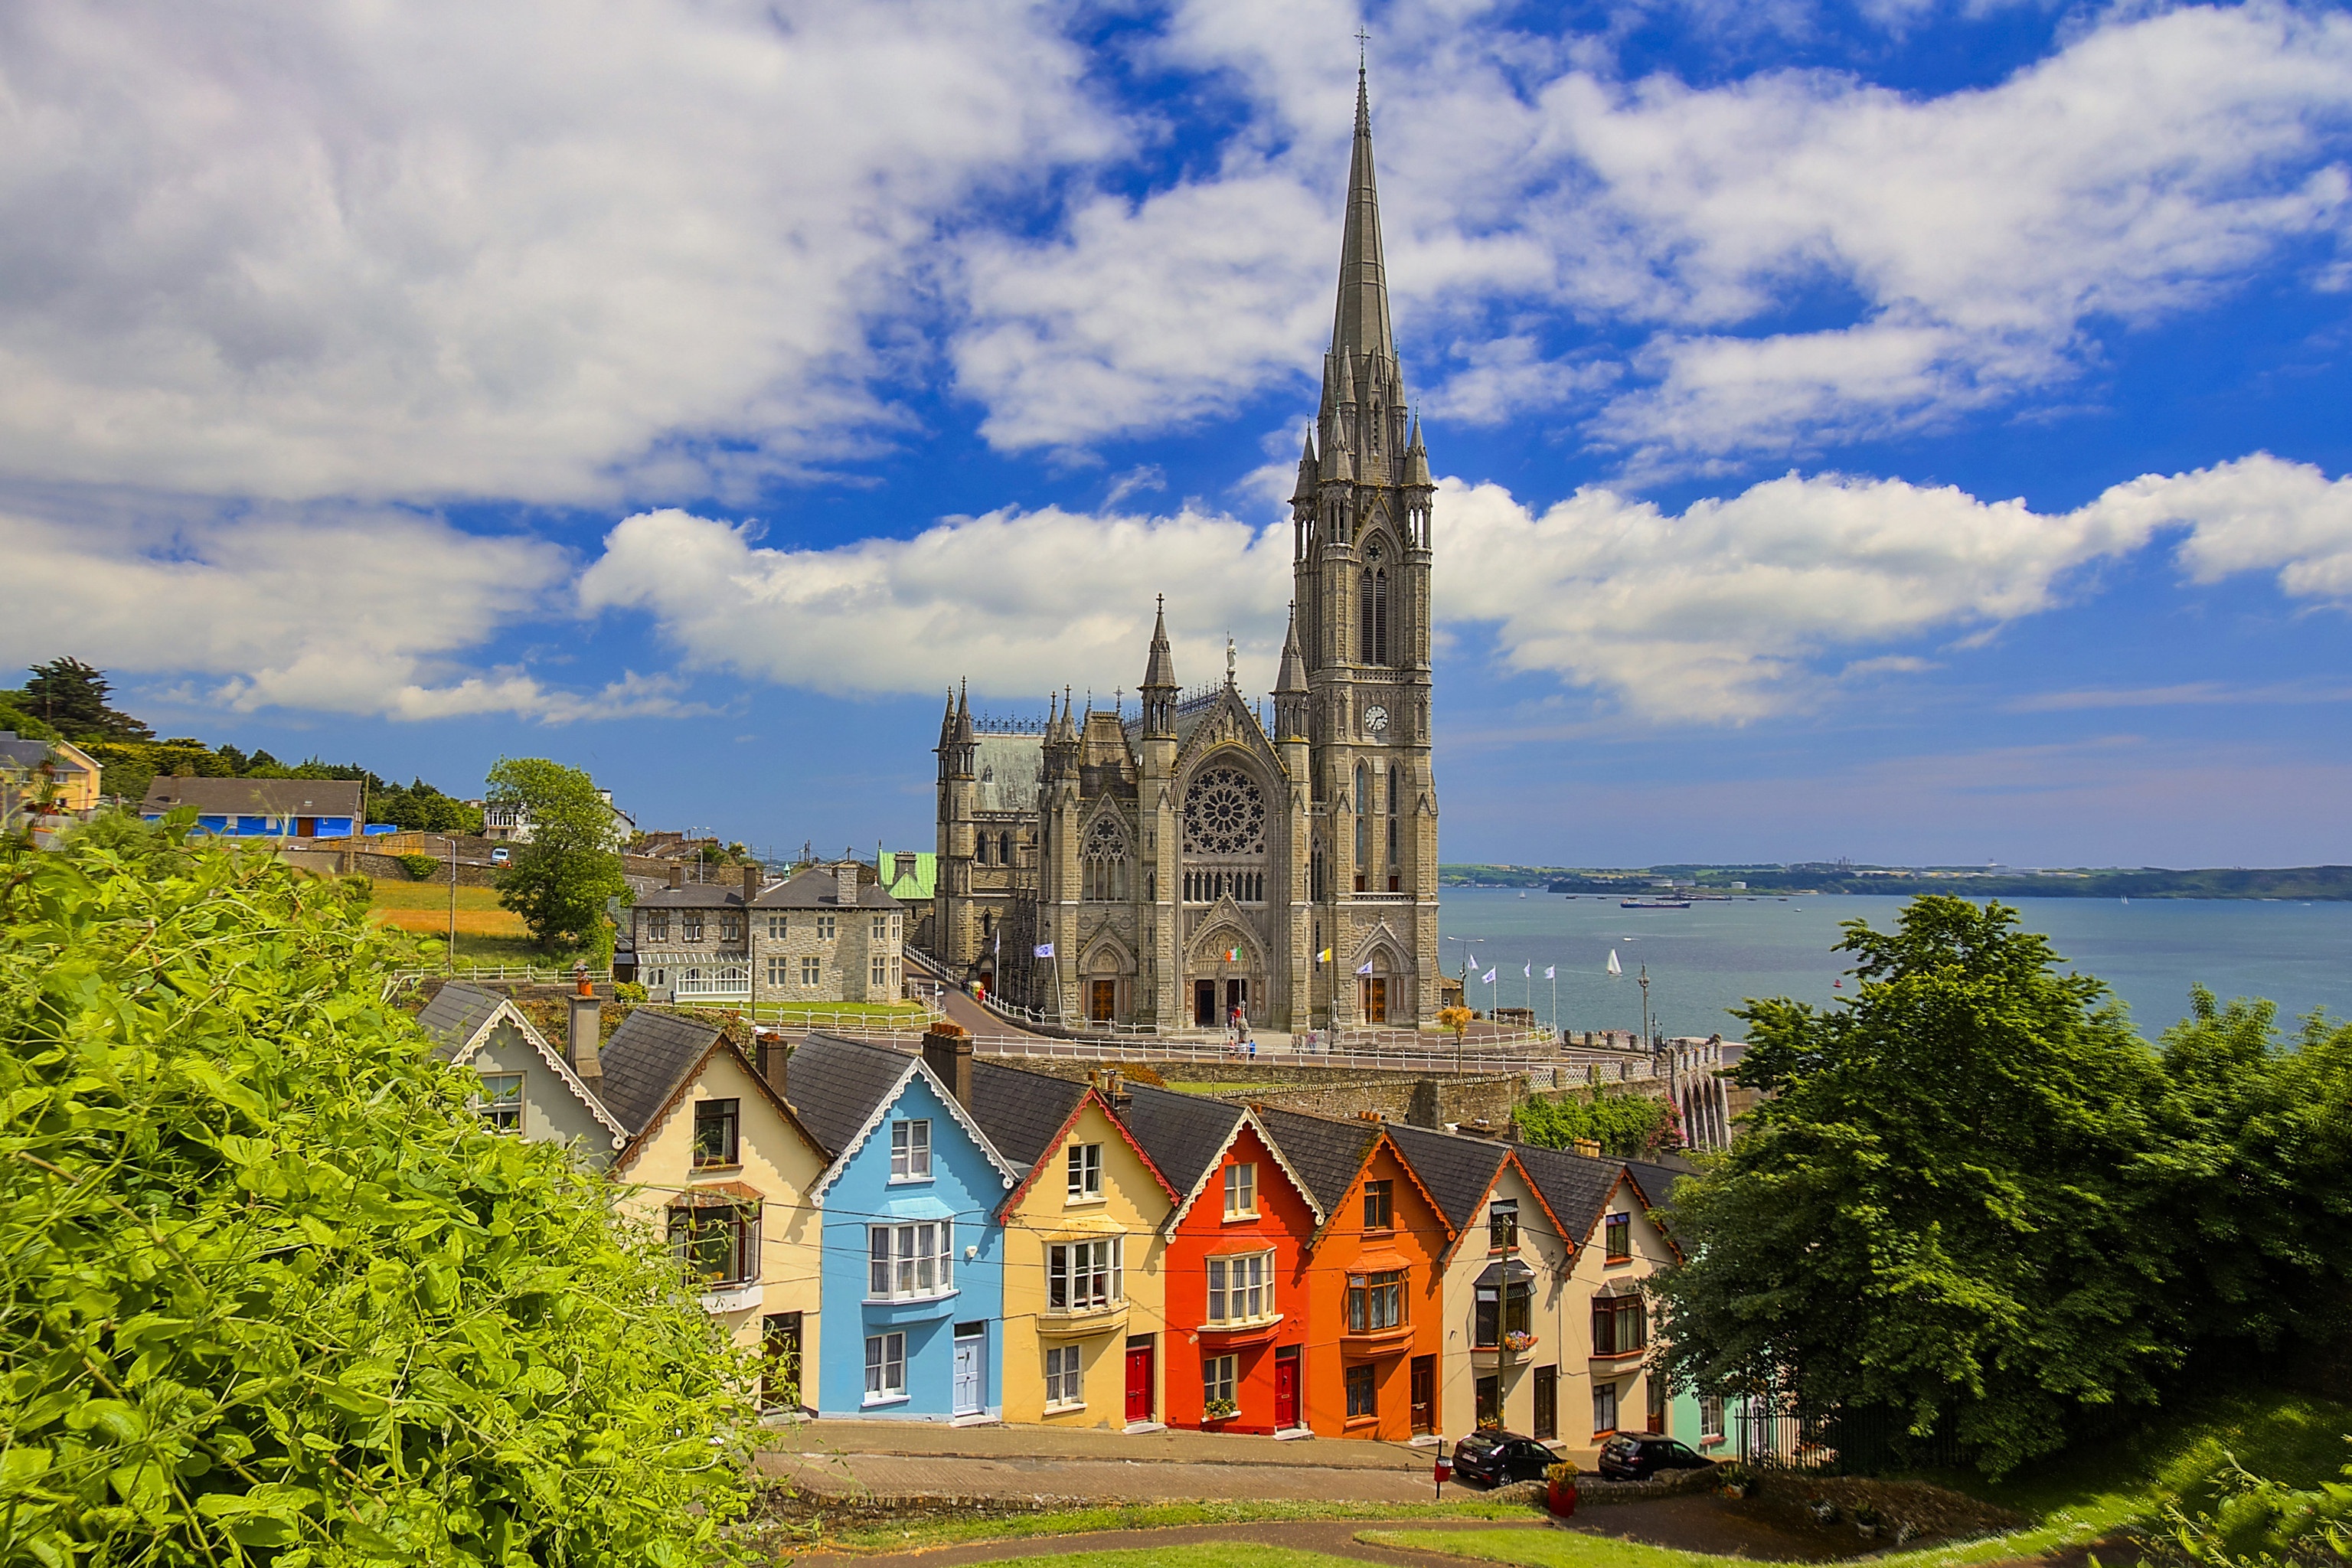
[785,1498,1540,1557]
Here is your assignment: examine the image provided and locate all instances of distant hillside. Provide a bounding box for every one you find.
[1442,863,2352,900]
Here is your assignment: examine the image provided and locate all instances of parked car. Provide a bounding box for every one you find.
[1452,1429,1560,1488]
[489,847,511,866]
[1597,1432,1716,1481]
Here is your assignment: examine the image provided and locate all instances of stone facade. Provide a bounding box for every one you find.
[931,75,1439,1033]
[631,861,905,1007]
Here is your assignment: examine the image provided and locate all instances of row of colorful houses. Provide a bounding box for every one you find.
[416,985,1715,1456]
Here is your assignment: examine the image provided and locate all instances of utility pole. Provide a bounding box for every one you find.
[446,829,458,976]
[1638,964,1651,1048]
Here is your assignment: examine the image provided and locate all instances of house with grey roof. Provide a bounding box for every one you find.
[413,981,627,1167]
[628,858,906,1009]
[596,1007,832,1403]
[141,776,364,838]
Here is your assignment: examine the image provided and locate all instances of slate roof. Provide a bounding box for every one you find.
[1118,1083,1246,1200]
[634,883,747,910]
[972,735,1042,813]
[141,777,364,818]
[752,864,903,910]
[0,732,88,774]
[966,1058,1089,1176]
[1623,1158,1692,1221]
[1511,1140,1627,1244]
[783,1033,920,1157]
[1253,1106,1383,1215]
[595,1009,727,1136]
[414,982,506,1061]
[1381,1122,1510,1235]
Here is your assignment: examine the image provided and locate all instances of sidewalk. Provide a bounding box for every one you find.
[759,1418,1446,1506]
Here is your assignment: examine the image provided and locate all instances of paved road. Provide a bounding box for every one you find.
[780,1517,1540,1567]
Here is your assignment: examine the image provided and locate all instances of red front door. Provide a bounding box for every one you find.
[1125,1341,1154,1423]
[1274,1348,1300,1429]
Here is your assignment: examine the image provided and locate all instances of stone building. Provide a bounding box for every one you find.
[932,71,1438,1032]
[629,861,905,1008]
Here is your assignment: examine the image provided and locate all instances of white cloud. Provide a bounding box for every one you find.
[0,0,1112,502]
[573,452,2352,725]
[0,499,688,722]
[952,2,2352,462]
[577,505,1295,702]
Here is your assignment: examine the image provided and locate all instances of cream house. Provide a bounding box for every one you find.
[1515,1142,1684,1462]
[414,981,628,1168]
[597,1009,832,1411]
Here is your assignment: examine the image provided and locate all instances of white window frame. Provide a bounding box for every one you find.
[645,913,669,942]
[871,955,888,987]
[1206,1251,1273,1325]
[867,1220,953,1302]
[890,1119,932,1181]
[1223,1161,1256,1218]
[816,914,836,940]
[1044,1344,1083,1409]
[1699,1393,1726,1442]
[1593,1380,1619,1436]
[475,1072,524,1134]
[872,913,888,939]
[1204,1354,1236,1411]
[1047,1237,1122,1312]
[681,913,703,942]
[1067,1143,1103,1200]
[766,914,786,938]
[864,1332,906,1403]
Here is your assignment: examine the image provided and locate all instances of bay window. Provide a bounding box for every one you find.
[867,1220,953,1301]
[1047,1237,1122,1312]
[1347,1269,1404,1333]
[1206,1252,1272,1324]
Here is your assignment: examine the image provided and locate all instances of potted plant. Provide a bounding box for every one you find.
[1717,1462,1756,1500]
[1501,1328,1537,1354]
[1545,1462,1579,1517]
[1204,1397,1238,1422]
[1853,1503,1883,1540]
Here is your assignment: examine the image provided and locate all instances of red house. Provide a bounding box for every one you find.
[1120,1083,1323,1433]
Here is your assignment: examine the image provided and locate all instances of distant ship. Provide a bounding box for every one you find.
[1621,899,1691,910]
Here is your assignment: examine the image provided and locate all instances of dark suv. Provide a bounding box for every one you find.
[1597,1432,1715,1481]
[1452,1429,1560,1487]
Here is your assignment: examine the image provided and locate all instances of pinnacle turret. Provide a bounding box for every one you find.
[1142,595,1178,692]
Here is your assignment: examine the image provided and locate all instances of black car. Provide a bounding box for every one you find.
[1451,1429,1560,1487]
[1597,1432,1716,1481]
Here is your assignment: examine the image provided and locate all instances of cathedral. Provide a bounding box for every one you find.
[930,71,1439,1032]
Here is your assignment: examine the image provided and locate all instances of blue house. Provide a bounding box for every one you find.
[140,777,364,838]
[788,1025,1018,1421]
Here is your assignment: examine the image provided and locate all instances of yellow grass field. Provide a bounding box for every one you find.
[365,880,529,938]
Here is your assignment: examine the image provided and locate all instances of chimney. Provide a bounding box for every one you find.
[567,969,603,1088]
[754,1028,789,1096]
[834,860,859,910]
[668,864,684,890]
[921,1021,974,1110]
[743,864,760,904]
[1102,1068,1131,1112]
[1571,1137,1601,1159]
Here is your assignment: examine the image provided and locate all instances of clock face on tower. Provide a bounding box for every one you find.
[1364,704,1389,737]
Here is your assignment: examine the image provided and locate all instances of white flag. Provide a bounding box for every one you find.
[1034,943,1054,958]
[1524,963,1532,978]
[1481,968,1497,985]
[1545,965,1556,979]
[1356,960,1374,976]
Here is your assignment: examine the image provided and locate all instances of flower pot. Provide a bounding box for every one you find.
[1547,1479,1579,1517]
[1721,1483,1747,1500]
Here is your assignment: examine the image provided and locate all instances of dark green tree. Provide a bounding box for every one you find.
[485,757,627,958]
[22,657,153,741]
[1650,896,2181,1475]
[0,823,753,1563]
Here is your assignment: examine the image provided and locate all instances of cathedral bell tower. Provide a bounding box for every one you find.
[1290,65,1439,1025]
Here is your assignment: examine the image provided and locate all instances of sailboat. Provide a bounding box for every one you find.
[1606,949,1622,978]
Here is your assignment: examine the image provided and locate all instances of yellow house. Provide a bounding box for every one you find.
[0,733,100,819]
[969,1063,1179,1429]
[596,1010,831,1411]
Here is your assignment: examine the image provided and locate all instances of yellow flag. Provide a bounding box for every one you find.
[1318,947,1332,963]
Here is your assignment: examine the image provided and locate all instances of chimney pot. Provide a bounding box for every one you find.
[754,1028,789,1096]
[1572,1137,1601,1158]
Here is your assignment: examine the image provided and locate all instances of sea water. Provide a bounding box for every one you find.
[1438,890,2352,1042]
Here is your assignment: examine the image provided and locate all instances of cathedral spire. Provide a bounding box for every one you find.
[1325,64,1399,407]
[1142,595,1177,692]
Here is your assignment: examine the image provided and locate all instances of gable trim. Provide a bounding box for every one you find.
[994,1086,1181,1223]
[609,1037,831,1178]
[444,998,629,1149]
[809,1055,1024,1205]
[1161,1107,1327,1237]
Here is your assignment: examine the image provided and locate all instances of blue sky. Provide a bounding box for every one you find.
[4,0,2350,868]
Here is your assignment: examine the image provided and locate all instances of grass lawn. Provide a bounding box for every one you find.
[958,1550,1365,1568]
[363,880,531,940]
[1364,1389,2352,1568]
[747,1001,929,1022]
[795,1498,1538,1556]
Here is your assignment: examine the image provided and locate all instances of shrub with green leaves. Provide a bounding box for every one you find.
[1,825,756,1565]
[395,853,442,881]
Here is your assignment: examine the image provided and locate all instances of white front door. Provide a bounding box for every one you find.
[952,1331,984,1416]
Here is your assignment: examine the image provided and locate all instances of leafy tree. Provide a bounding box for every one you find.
[0,691,63,743]
[1650,896,2182,1475]
[485,758,627,959]
[0,822,754,1564]
[1517,1083,1683,1159]
[376,778,483,835]
[22,657,154,742]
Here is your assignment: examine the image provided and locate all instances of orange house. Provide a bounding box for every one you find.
[1256,1108,1455,1441]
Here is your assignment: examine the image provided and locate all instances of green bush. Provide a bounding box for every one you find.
[612,981,648,1004]
[0,827,756,1565]
[396,852,442,880]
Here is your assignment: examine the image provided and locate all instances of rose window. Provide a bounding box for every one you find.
[1183,768,1267,857]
